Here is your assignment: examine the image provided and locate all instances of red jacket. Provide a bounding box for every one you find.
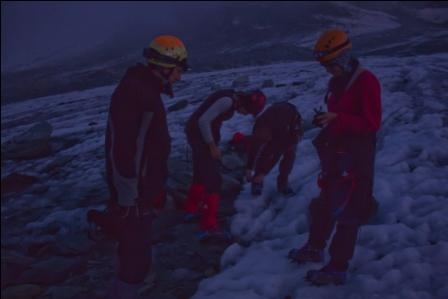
[312,61,382,224]
[326,63,382,136]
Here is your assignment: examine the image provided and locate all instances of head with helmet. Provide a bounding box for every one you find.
[143,35,188,83]
[235,90,266,116]
[313,28,354,76]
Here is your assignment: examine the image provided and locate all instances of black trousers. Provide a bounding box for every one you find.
[116,210,152,284]
[309,198,359,271]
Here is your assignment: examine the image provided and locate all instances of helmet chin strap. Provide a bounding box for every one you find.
[333,49,354,73]
[149,65,171,84]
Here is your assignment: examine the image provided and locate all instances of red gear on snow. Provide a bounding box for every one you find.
[232,132,245,144]
[184,183,205,214]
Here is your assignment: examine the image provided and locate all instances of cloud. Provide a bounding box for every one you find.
[1,1,226,71]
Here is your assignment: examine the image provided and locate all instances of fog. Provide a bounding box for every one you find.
[2,1,443,72]
[1,1,227,71]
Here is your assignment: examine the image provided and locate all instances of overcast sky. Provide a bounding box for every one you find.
[1,1,226,71]
[2,1,443,72]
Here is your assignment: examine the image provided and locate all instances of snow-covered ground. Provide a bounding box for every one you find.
[2,53,448,298]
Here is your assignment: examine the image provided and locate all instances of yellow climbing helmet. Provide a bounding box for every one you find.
[313,28,352,63]
[143,35,188,71]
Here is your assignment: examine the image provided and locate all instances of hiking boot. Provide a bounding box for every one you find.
[288,244,324,264]
[305,264,347,286]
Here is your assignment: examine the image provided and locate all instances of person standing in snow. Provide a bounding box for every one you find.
[97,35,188,298]
[231,102,303,197]
[288,28,382,285]
[184,89,266,241]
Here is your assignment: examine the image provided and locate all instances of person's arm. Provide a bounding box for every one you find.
[330,72,382,135]
[198,97,233,158]
[246,125,271,177]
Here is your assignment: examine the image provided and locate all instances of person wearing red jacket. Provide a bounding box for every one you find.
[89,35,188,298]
[288,28,382,286]
[229,102,303,197]
[184,90,266,241]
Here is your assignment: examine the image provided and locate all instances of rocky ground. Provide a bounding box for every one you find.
[1,121,246,299]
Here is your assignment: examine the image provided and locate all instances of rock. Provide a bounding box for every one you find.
[50,137,79,154]
[168,171,192,188]
[1,173,39,198]
[287,91,299,100]
[20,256,85,285]
[54,233,94,256]
[138,271,156,295]
[203,267,218,277]
[232,75,249,88]
[262,79,274,88]
[153,210,184,233]
[1,284,42,299]
[164,193,177,211]
[171,268,202,281]
[18,121,52,141]
[29,184,49,195]
[168,99,189,112]
[27,242,54,257]
[144,291,177,299]
[44,286,88,299]
[167,189,188,209]
[221,153,245,170]
[221,174,241,197]
[1,250,36,287]
[1,121,53,160]
[42,155,75,173]
[210,83,222,91]
[275,83,287,88]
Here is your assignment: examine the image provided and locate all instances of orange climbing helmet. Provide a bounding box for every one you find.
[143,35,188,71]
[313,28,352,63]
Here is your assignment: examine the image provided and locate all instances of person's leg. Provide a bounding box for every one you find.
[117,209,152,284]
[200,193,220,231]
[307,197,335,249]
[199,145,222,230]
[289,197,334,263]
[184,144,206,214]
[288,198,335,264]
[254,143,281,177]
[305,222,358,286]
[253,143,281,195]
[114,209,152,294]
[277,145,296,193]
[327,222,359,271]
